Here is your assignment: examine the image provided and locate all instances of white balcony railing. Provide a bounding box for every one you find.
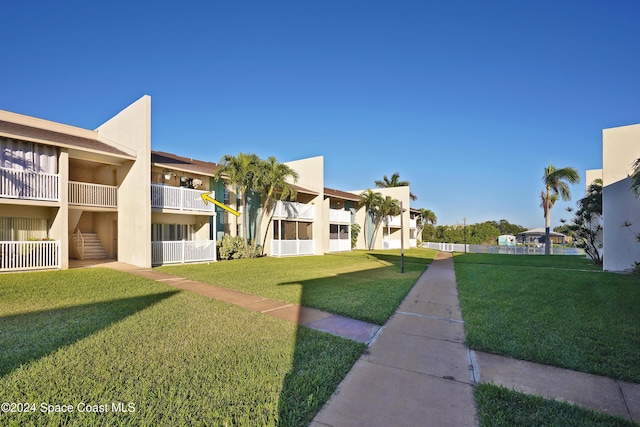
[410,218,417,229]
[0,167,59,201]
[329,239,351,252]
[328,208,351,224]
[382,237,401,249]
[151,240,216,265]
[273,201,314,220]
[271,239,314,256]
[0,240,60,271]
[69,181,117,208]
[151,184,214,213]
[386,215,401,228]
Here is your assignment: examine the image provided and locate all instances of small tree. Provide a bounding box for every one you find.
[564,179,603,265]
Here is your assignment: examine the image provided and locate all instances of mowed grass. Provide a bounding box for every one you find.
[0,269,365,426]
[454,253,640,382]
[158,248,436,325]
[475,384,638,427]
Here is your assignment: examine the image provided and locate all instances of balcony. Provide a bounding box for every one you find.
[69,181,117,208]
[0,167,59,202]
[382,237,401,250]
[152,240,216,265]
[151,184,214,213]
[0,240,60,271]
[271,240,314,257]
[329,208,351,224]
[273,201,314,220]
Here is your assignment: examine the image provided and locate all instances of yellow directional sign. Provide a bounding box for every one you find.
[200,192,240,217]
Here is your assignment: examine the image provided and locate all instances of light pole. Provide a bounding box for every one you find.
[463,217,467,253]
[400,201,405,273]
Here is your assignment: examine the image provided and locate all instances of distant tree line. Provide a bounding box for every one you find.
[422,220,527,245]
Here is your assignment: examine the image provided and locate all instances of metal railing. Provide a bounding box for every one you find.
[69,181,117,208]
[151,240,216,265]
[150,184,214,213]
[73,228,85,259]
[273,201,314,220]
[0,167,59,201]
[0,240,61,271]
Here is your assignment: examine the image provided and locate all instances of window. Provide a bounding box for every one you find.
[0,217,48,240]
[0,137,57,174]
[298,222,312,240]
[224,187,230,205]
[151,224,194,241]
[330,224,348,240]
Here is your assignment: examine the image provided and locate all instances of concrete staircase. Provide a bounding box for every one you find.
[73,232,108,260]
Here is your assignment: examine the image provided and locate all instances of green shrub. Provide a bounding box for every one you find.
[216,235,262,260]
[351,223,361,248]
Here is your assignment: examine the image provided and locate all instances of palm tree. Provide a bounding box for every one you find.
[416,208,437,243]
[215,153,262,257]
[374,172,417,201]
[540,163,580,255]
[255,156,299,256]
[358,189,382,249]
[377,196,401,247]
[631,158,640,196]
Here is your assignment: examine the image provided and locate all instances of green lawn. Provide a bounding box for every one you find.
[454,253,640,382]
[475,384,637,427]
[157,248,436,325]
[0,269,365,426]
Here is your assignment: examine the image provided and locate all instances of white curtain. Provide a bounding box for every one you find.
[0,138,57,174]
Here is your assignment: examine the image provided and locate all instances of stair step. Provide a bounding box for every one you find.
[74,232,108,260]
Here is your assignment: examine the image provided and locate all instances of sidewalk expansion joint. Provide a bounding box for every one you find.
[260,303,294,313]
[467,349,480,384]
[396,310,464,324]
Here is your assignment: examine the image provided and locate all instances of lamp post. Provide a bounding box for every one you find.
[400,201,405,273]
[463,217,467,253]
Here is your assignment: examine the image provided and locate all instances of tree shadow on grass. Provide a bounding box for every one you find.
[0,291,179,378]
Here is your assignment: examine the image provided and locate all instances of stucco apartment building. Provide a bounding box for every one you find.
[586,122,640,272]
[1,96,418,272]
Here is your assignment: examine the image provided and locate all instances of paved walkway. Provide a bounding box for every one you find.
[101,256,640,425]
[102,261,380,344]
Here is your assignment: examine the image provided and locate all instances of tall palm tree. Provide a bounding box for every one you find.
[358,189,382,249]
[374,172,417,201]
[215,153,261,257]
[377,196,401,247]
[540,163,580,255]
[255,156,299,256]
[631,158,640,196]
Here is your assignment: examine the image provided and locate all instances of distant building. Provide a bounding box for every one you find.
[516,228,566,245]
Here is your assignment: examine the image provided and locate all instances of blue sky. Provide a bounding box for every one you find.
[3,1,639,228]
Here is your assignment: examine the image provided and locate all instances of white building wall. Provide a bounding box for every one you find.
[97,95,152,268]
[602,124,640,272]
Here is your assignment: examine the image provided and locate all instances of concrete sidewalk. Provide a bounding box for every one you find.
[311,251,478,427]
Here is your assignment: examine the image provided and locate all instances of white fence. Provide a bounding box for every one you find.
[151,184,214,213]
[273,201,314,220]
[422,242,585,255]
[69,181,117,208]
[151,240,216,265]
[328,208,351,223]
[271,239,314,256]
[422,242,470,252]
[0,167,59,201]
[0,240,60,271]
